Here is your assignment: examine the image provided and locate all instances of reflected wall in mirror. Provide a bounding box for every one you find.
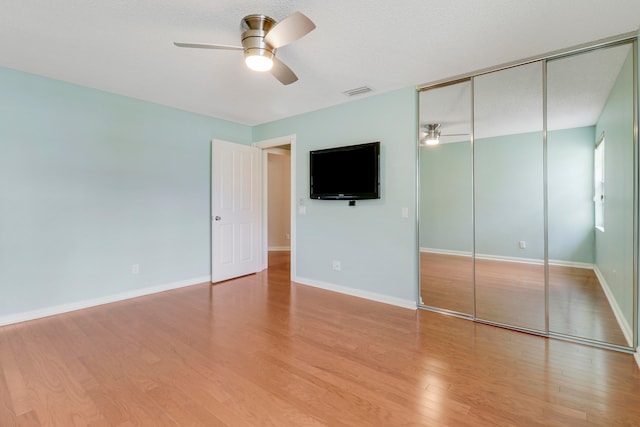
[473,62,546,331]
[419,81,473,315]
[547,43,635,347]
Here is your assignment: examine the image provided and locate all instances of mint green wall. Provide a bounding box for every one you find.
[419,141,473,252]
[0,67,251,317]
[594,50,635,330]
[547,126,596,263]
[420,126,595,264]
[253,88,419,302]
[475,127,596,263]
[475,131,545,259]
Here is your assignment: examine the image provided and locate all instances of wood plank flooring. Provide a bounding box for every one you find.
[1,251,639,426]
[421,252,629,346]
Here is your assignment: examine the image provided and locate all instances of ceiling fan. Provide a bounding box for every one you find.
[174,11,316,85]
[419,123,469,146]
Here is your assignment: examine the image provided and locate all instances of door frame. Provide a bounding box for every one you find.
[254,135,296,279]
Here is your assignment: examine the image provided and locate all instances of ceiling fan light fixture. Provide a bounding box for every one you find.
[245,51,274,71]
[242,22,275,72]
[420,123,441,146]
[424,134,440,145]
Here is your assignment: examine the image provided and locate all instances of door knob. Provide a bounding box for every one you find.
[214,216,221,221]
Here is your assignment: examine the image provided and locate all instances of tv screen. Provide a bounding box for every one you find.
[310,141,380,200]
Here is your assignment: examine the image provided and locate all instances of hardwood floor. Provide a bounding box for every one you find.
[421,252,629,346]
[475,258,546,331]
[1,251,640,426]
[549,265,629,346]
[420,252,474,314]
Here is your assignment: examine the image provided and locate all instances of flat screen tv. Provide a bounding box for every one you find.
[310,141,380,200]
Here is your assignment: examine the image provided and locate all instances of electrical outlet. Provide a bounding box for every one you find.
[332,260,341,271]
[519,241,526,249]
[132,264,140,274]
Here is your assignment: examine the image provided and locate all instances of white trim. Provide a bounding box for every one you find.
[294,276,417,310]
[0,275,211,327]
[419,247,471,257]
[420,248,594,269]
[253,135,294,149]
[475,253,544,265]
[268,246,291,251]
[420,248,543,265]
[593,265,633,347]
[548,259,595,269]
[264,147,290,156]
[635,348,640,369]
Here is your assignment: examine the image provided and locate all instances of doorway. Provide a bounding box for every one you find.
[266,147,291,271]
[255,135,296,279]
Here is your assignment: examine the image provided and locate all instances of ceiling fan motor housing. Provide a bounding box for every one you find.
[241,14,276,62]
[173,11,314,84]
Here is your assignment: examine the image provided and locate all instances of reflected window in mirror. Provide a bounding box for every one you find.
[594,132,605,231]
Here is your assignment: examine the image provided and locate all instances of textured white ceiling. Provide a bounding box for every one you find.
[419,43,632,142]
[1,0,639,125]
[547,43,632,130]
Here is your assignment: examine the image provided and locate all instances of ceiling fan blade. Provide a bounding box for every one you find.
[264,11,315,48]
[271,57,298,85]
[173,42,243,51]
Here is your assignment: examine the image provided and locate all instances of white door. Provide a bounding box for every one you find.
[211,140,261,282]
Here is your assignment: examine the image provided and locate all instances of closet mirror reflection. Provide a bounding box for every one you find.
[419,80,473,315]
[417,37,637,350]
[547,43,635,347]
[473,62,546,331]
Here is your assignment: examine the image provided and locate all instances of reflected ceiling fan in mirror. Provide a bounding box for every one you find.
[174,11,315,85]
[419,123,468,146]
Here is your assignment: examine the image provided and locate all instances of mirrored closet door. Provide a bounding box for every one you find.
[547,42,636,347]
[473,62,546,331]
[418,37,637,350]
[418,80,473,316]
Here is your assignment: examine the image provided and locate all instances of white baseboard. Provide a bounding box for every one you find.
[593,266,633,347]
[421,247,542,264]
[420,248,592,269]
[293,276,417,310]
[419,247,471,257]
[0,275,211,327]
[635,347,640,369]
[475,253,544,265]
[268,246,291,251]
[548,259,594,269]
